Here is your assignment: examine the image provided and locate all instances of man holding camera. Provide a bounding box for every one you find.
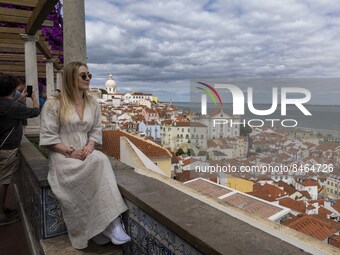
[0,74,40,225]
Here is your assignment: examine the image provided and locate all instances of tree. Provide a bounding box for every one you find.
[240,124,252,136]
[176,148,185,156]
[188,149,195,156]
[100,89,108,95]
[255,147,262,153]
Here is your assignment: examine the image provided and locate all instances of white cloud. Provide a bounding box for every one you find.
[84,0,340,102]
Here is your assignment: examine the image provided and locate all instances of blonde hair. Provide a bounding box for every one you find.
[57,61,91,124]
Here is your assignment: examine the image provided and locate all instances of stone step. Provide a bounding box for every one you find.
[41,234,123,255]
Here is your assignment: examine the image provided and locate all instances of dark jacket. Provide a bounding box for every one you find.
[0,98,40,150]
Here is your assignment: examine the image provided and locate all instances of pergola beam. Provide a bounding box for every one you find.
[0,0,38,8]
[0,14,53,26]
[26,0,59,35]
[0,64,46,72]
[0,54,47,61]
[0,38,23,44]
[0,27,25,34]
[0,1,63,75]
[0,7,32,17]
[2,71,46,78]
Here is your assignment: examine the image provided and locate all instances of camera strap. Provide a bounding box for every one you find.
[0,126,15,149]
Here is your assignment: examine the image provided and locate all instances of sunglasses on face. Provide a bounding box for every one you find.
[79,72,92,80]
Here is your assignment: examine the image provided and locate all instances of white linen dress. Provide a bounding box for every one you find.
[39,97,128,249]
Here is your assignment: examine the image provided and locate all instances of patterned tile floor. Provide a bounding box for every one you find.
[0,184,30,255]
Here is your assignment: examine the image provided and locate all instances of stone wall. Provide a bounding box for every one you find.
[17,136,335,255]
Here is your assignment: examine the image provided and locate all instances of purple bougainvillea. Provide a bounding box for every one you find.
[0,1,63,93]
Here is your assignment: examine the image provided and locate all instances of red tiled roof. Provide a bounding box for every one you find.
[174,121,191,127]
[260,157,273,164]
[284,215,340,241]
[315,142,340,151]
[100,130,172,160]
[329,234,340,248]
[247,189,276,202]
[248,184,287,201]
[171,153,180,164]
[184,179,231,198]
[185,178,287,219]
[278,197,305,213]
[276,181,296,194]
[175,170,191,182]
[298,190,311,199]
[182,158,200,167]
[332,200,340,213]
[221,193,282,218]
[161,120,173,125]
[318,207,333,218]
[190,122,207,127]
[144,108,158,114]
[300,179,320,188]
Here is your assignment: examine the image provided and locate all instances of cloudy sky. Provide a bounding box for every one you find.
[84,0,340,103]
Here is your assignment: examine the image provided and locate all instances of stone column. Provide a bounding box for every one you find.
[63,0,87,65]
[20,34,40,128]
[56,71,63,91]
[45,59,54,98]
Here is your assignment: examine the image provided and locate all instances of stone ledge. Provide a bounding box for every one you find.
[20,136,49,186]
[111,159,309,255]
[18,137,337,255]
[41,234,122,255]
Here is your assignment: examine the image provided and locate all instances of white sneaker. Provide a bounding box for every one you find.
[92,233,111,245]
[103,218,131,245]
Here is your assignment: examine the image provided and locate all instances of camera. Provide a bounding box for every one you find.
[26,85,33,97]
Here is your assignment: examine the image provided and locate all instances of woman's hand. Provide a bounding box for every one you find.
[70,149,86,160]
[82,141,95,159]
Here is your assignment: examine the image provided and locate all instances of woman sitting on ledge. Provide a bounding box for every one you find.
[39,61,131,249]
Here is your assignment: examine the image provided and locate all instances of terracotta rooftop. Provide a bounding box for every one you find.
[221,193,282,218]
[276,180,297,194]
[100,130,172,160]
[284,215,340,241]
[175,170,191,182]
[278,197,306,213]
[144,108,158,114]
[247,189,276,202]
[161,120,173,125]
[184,178,231,198]
[174,121,191,127]
[332,200,340,213]
[318,207,333,218]
[182,158,201,167]
[299,190,311,199]
[171,152,180,164]
[184,178,288,220]
[329,234,340,248]
[315,142,340,151]
[299,179,320,188]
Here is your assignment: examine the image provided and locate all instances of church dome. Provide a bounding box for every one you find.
[105,74,116,88]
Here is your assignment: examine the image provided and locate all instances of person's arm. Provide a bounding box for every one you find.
[17,87,27,103]
[83,100,102,158]
[10,92,40,119]
[31,92,39,109]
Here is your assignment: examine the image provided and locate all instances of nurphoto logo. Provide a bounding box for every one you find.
[196,81,312,128]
